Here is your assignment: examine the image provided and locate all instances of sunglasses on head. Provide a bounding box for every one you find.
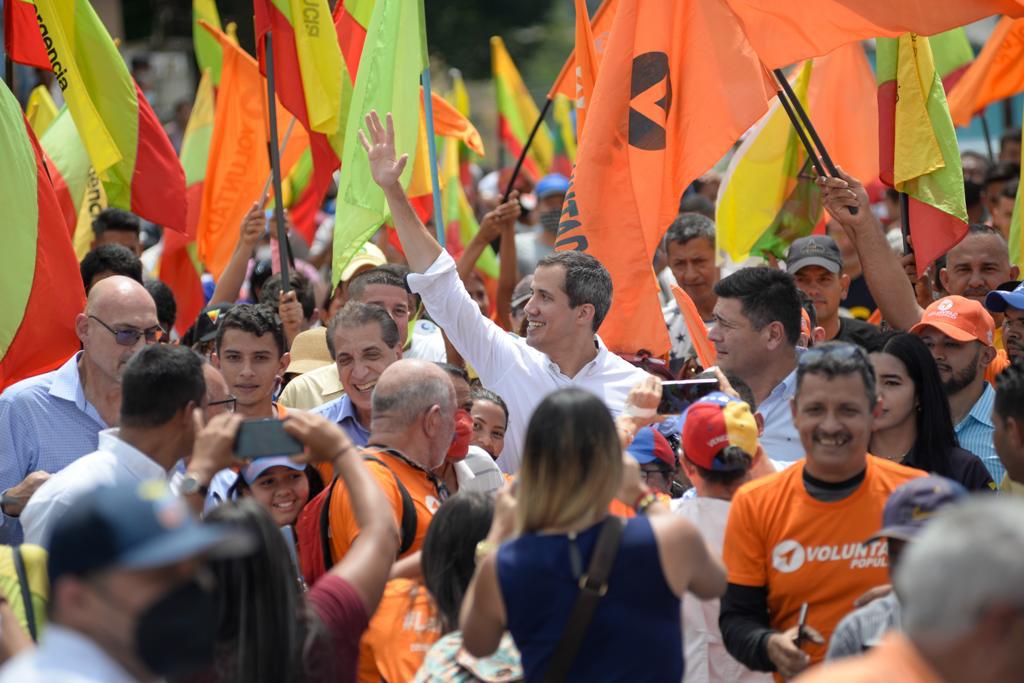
[89,315,165,346]
[798,343,864,366]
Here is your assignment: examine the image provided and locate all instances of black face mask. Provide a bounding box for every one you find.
[133,578,218,679]
[539,208,561,233]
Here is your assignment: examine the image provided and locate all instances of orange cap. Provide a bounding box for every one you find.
[909,295,995,346]
[800,308,812,339]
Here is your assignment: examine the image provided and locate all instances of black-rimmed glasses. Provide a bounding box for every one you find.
[208,396,237,413]
[88,315,165,346]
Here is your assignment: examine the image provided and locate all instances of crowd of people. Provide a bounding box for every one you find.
[1,100,1024,683]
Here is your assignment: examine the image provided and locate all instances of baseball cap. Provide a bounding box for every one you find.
[786,235,843,275]
[864,475,967,544]
[626,427,676,469]
[984,280,1024,313]
[535,173,570,199]
[48,480,251,582]
[241,456,307,484]
[285,327,333,376]
[339,241,387,284]
[194,302,235,343]
[909,295,995,346]
[510,275,534,310]
[681,392,758,471]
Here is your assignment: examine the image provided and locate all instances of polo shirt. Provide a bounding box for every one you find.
[954,383,1002,483]
[0,353,107,543]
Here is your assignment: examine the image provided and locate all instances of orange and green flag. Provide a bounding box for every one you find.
[491,36,553,179]
[33,0,187,233]
[160,70,215,335]
[0,79,86,390]
[192,0,224,84]
[948,17,1024,127]
[877,33,968,277]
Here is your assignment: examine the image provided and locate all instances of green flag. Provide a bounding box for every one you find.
[332,0,428,284]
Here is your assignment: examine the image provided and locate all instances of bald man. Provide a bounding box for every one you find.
[0,276,159,542]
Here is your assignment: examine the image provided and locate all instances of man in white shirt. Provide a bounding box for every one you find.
[358,111,647,471]
[22,345,208,547]
[672,393,771,683]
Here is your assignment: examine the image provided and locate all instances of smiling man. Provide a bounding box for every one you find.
[312,302,402,447]
[719,343,923,679]
[358,110,646,472]
[213,304,290,419]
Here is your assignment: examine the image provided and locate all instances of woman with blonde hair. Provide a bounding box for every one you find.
[459,387,726,682]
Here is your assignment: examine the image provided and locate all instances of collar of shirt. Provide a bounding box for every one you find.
[97,429,168,479]
[956,382,995,431]
[314,394,371,446]
[48,352,106,428]
[15,624,139,683]
[544,335,612,380]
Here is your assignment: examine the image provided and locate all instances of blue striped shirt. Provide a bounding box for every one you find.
[0,353,107,543]
[954,383,1002,484]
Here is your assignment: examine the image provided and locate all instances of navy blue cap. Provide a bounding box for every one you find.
[535,174,570,199]
[865,475,967,545]
[48,481,251,581]
[984,280,1024,313]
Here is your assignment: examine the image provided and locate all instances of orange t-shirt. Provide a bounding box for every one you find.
[357,578,442,683]
[328,449,443,561]
[723,456,924,667]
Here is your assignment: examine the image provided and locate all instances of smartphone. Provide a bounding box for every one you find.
[234,418,304,460]
[794,602,809,647]
[657,377,720,415]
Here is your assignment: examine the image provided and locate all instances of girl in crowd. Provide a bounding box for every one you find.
[227,457,323,527]
[459,388,726,682]
[469,388,508,461]
[869,333,994,491]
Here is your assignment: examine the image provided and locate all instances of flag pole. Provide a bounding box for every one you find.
[772,68,858,215]
[263,30,291,295]
[979,108,995,163]
[502,97,553,202]
[899,191,912,255]
[421,68,446,247]
[4,57,13,93]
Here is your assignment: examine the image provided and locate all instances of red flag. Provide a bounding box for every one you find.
[3,0,50,69]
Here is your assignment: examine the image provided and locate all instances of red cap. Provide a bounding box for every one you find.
[682,393,758,471]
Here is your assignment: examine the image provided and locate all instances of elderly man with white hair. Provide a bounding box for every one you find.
[796,496,1024,683]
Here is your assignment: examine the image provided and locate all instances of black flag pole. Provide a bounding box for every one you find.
[899,192,912,255]
[772,68,858,215]
[263,30,291,294]
[979,109,996,163]
[502,96,554,202]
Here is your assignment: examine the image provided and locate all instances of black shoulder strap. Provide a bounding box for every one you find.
[12,545,37,642]
[362,454,418,557]
[319,477,337,575]
[542,517,625,683]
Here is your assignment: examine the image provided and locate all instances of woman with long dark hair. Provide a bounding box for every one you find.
[870,333,993,491]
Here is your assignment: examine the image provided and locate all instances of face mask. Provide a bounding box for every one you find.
[133,578,219,678]
[539,209,561,234]
[446,409,473,463]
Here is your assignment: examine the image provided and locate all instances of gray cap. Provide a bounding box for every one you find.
[786,235,843,274]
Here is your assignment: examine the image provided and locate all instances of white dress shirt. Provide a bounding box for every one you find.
[21,429,167,548]
[672,496,772,683]
[0,624,140,683]
[756,365,804,462]
[407,251,648,472]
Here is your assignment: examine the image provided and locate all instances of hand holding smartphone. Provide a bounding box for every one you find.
[657,376,720,414]
[234,418,304,459]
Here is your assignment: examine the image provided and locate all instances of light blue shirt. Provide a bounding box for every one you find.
[0,624,137,683]
[0,353,107,543]
[954,383,1002,483]
[757,365,804,462]
[311,394,371,447]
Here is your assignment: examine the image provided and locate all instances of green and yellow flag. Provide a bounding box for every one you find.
[25,85,59,137]
[193,0,224,83]
[491,36,553,178]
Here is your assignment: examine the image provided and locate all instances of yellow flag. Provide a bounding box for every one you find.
[25,86,59,137]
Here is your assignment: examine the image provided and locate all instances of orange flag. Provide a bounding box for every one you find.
[557,0,774,356]
[722,0,1023,69]
[196,22,305,280]
[671,285,716,369]
[947,17,1024,127]
[549,0,619,100]
[572,0,600,138]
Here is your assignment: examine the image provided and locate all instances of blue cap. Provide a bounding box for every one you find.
[626,427,676,468]
[48,481,252,581]
[984,280,1024,313]
[865,475,967,545]
[242,456,306,484]
[535,174,570,199]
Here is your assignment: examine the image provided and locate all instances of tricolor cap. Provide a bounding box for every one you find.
[909,295,995,346]
[984,280,1024,314]
[195,302,235,343]
[681,392,758,471]
[864,475,967,545]
[626,427,676,469]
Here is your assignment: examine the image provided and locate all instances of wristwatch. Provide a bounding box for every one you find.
[179,473,210,497]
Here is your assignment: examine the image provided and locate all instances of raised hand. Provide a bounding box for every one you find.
[816,167,872,233]
[478,191,521,241]
[358,110,408,189]
[239,201,265,251]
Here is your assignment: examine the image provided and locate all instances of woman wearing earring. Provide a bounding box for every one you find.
[869,333,994,491]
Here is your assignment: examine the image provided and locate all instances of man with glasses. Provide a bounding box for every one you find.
[720,343,924,680]
[0,276,160,543]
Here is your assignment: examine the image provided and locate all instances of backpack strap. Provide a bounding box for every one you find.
[12,545,37,642]
[318,477,338,575]
[362,455,418,556]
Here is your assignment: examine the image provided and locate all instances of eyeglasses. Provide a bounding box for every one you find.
[88,315,165,346]
[207,396,237,413]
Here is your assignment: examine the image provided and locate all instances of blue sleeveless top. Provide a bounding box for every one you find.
[496,515,681,682]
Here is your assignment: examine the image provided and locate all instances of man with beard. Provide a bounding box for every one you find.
[719,343,923,679]
[910,296,1002,482]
